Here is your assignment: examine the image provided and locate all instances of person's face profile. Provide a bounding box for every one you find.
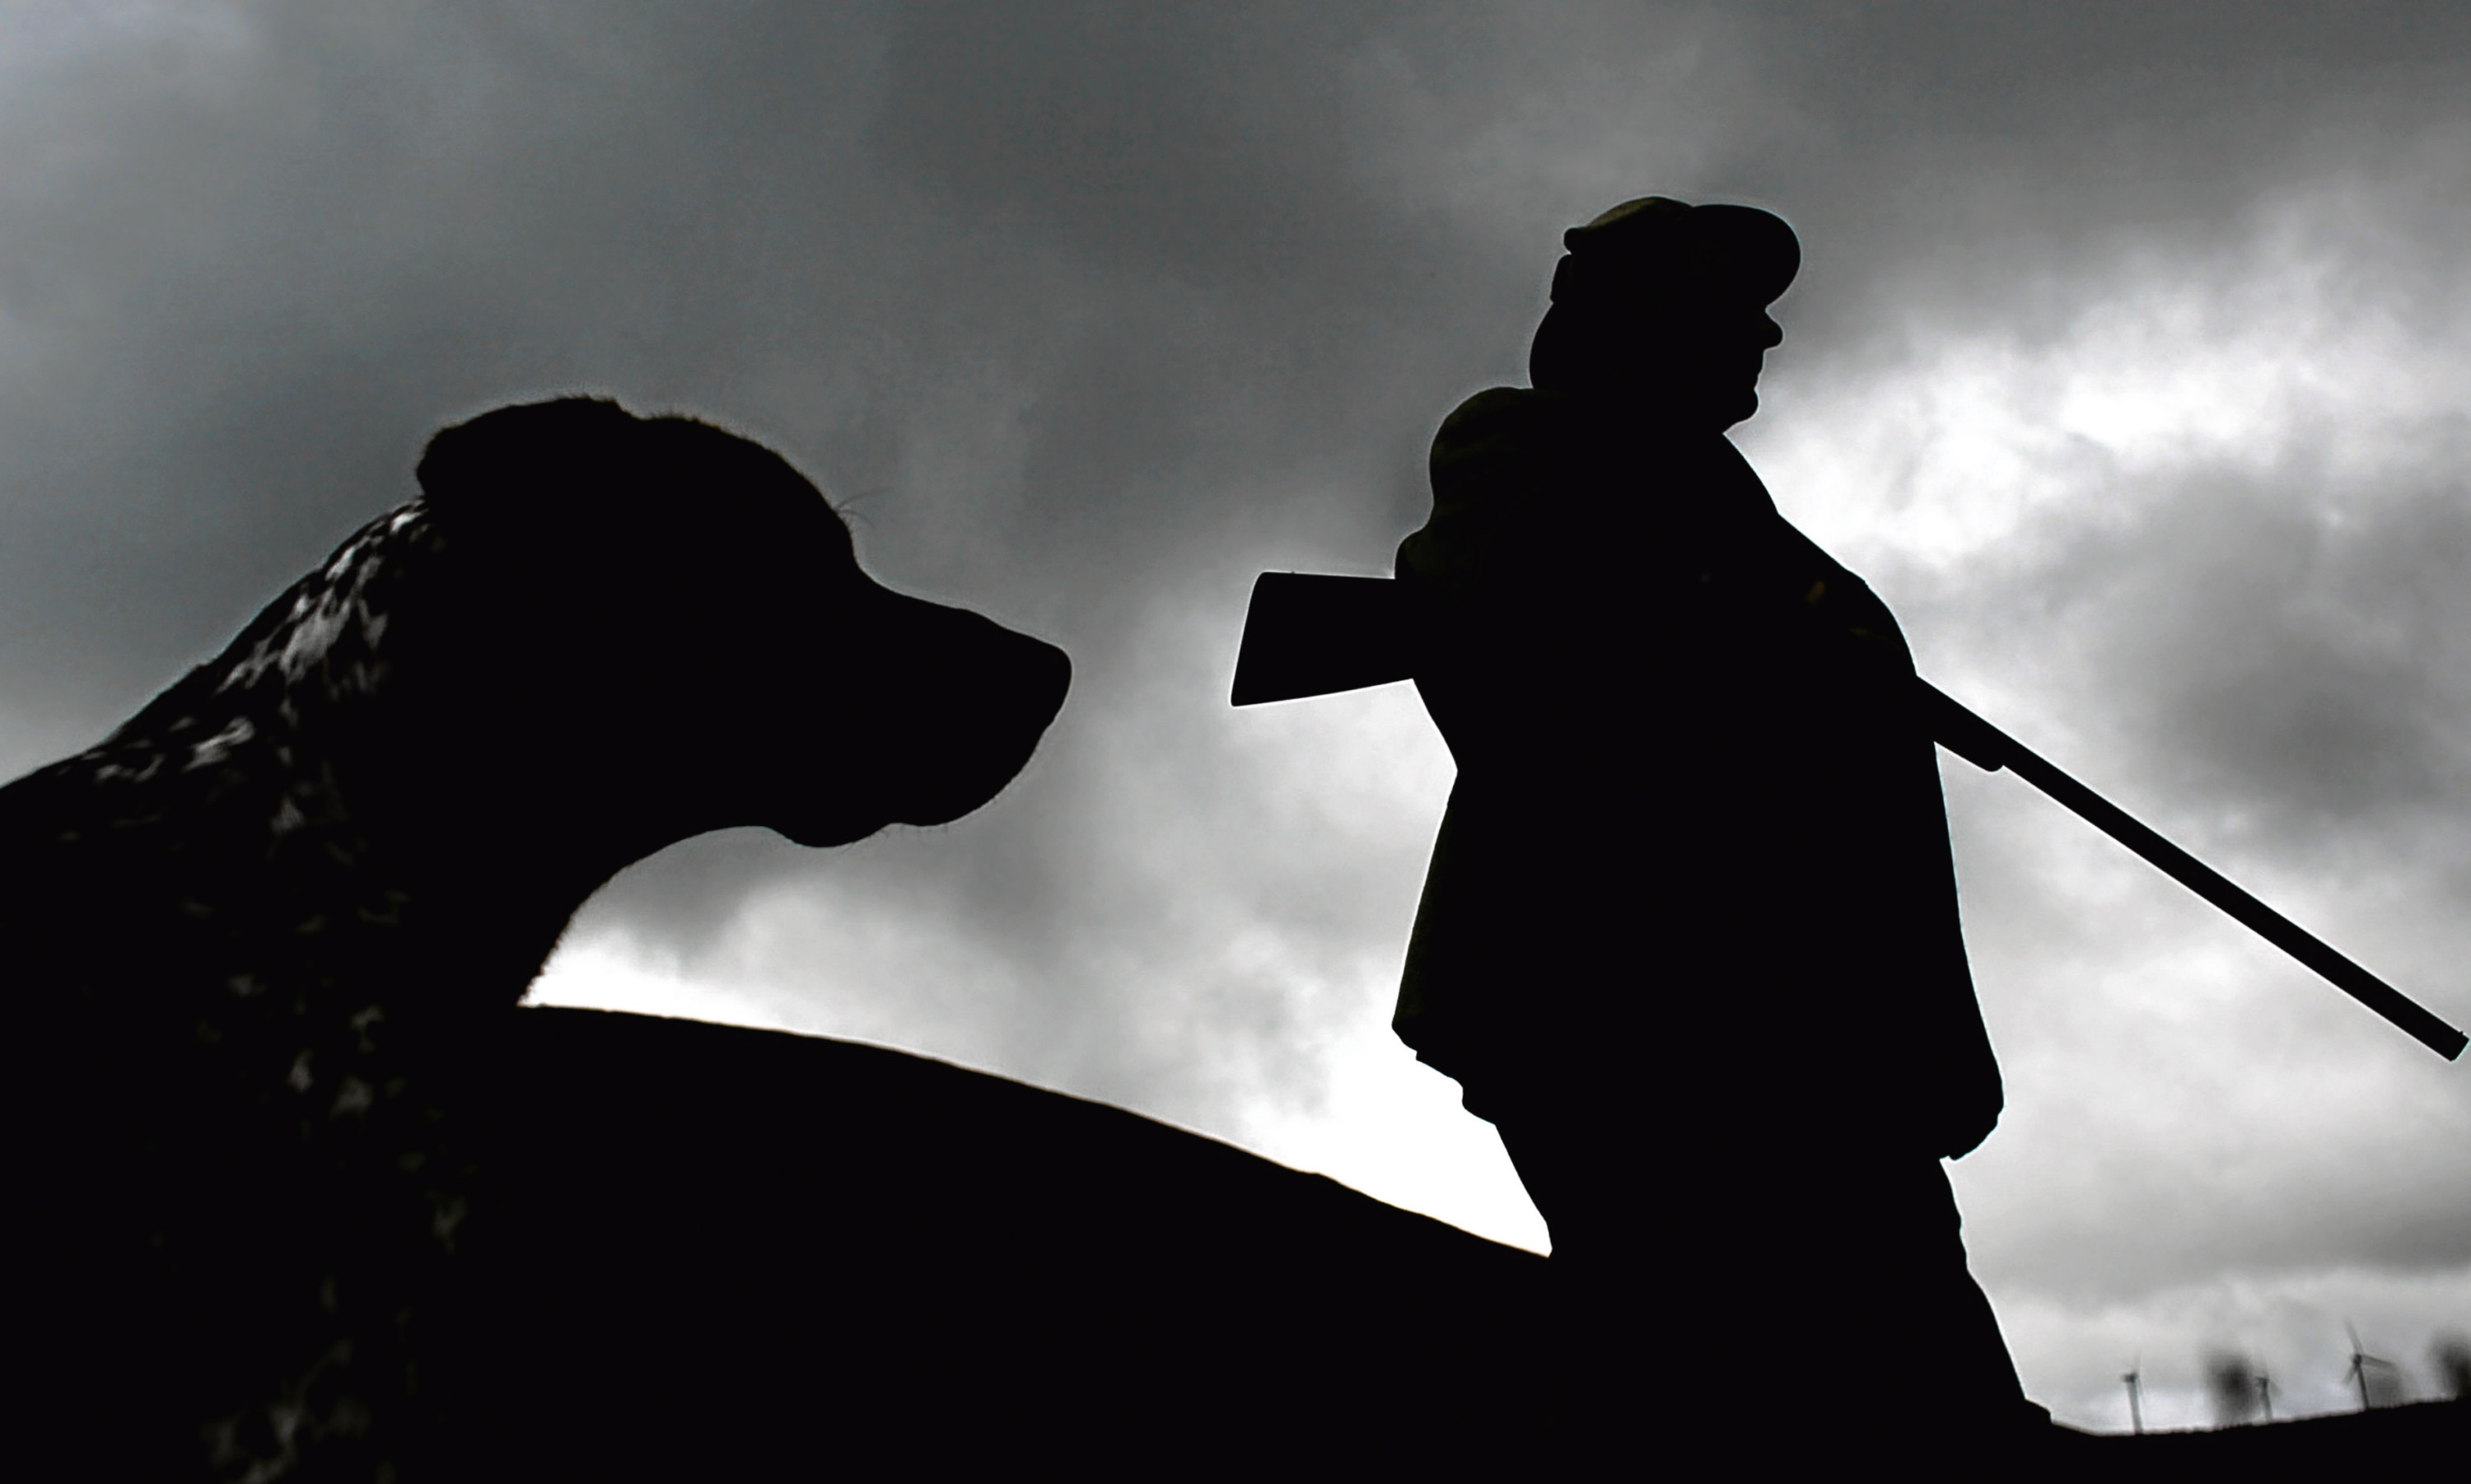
[1607,284,1782,427]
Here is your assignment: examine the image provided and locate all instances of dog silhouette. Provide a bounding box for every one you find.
[2,398,1069,1478]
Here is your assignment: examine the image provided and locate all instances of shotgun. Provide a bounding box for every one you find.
[1231,571,2467,1062]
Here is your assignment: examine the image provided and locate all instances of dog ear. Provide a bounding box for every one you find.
[416,397,643,520]
[418,397,859,610]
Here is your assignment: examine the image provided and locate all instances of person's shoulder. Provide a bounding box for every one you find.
[1430,387,1584,495]
[1435,385,1576,445]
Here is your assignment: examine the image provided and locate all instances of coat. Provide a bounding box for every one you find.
[1391,386,2004,1160]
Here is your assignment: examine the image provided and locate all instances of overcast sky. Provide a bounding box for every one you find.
[5,0,2469,1432]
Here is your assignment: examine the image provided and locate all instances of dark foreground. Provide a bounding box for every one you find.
[430,1009,2463,1477]
[2055,1399,2467,1474]
[435,1008,1550,1476]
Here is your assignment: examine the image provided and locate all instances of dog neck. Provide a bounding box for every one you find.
[25,500,660,990]
[2,497,668,1470]
[7,503,674,1158]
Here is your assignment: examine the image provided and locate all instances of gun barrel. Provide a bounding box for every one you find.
[1915,681,2468,1062]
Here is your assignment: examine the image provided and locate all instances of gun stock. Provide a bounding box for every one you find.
[1230,572,1418,706]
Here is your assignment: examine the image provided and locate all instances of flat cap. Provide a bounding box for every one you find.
[1551,196,1801,307]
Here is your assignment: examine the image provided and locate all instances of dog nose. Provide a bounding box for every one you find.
[865,595,1071,829]
[1000,630,1072,736]
[949,623,1071,790]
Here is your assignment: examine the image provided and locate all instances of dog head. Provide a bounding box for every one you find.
[392,397,1070,865]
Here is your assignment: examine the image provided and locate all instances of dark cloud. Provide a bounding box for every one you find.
[870,2,1404,288]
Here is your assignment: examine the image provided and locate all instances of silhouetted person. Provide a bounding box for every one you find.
[1392,198,2043,1464]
